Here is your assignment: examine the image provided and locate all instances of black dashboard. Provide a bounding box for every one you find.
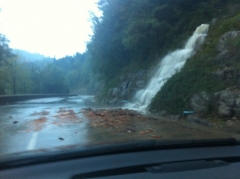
[1,139,240,179]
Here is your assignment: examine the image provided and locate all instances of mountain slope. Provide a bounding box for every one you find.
[149,9,240,116]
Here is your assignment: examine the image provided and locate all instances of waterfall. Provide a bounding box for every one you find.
[125,24,209,112]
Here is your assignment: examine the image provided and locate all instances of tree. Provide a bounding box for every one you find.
[41,64,69,94]
[1,57,33,94]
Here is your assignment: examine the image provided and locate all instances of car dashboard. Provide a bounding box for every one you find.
[0,139,240,179]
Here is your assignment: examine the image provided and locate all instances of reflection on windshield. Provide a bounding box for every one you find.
[0,0,240,157]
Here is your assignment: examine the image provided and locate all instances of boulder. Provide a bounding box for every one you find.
[120,81,129,89]
[214,50,228,65]
[213,67,239,81]
[187,114,211,126]
[216,90,235,117]
[108,98,118,105]
[190,92,212,113]
[136,80,144,88]
[112,88,120,97]
[217,31,240,52]
[219,90,235,106]
[234,95,240,117]
[120,89,131,98]
[218,102,233,117]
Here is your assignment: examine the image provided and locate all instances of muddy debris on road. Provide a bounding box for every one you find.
[27,117,48,132]
[30,111,50,116]
[82,108,156,129]
[81,108,234,141]
[52,108,82,126]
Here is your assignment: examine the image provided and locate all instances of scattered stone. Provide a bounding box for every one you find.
[187,115,211,127]
[218,103,232,117]
[82,109,157,129]
[30,111,50,116]
[126,126,136,132]
[151,135,162,139]
[169,115,181,120]
[28,117,48,132]
[139,129,153,134]
[227,120,233,125]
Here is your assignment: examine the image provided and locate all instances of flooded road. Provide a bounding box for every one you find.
[0,95,235,157]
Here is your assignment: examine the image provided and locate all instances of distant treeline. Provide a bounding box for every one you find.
[0,37,93,95]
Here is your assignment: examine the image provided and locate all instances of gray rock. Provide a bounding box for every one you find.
[219,90,235,106]
[108,88,113,96]
[102,69,149,105]
[108,98,118,105]
[201,91,211,102]
[214,50,228,65]
[190,92,212,113]
[217,31,240,52]
[234,97,240,116]
[121,81,129,89]
[213,67,239,82]
[169,115,181,120]
[218,102,233,117]
[159,110,167,116]
[128,81,133,89]
[120,89,131,97]
[217,90,235,117]
[112,88,120,97]
[136,80,144,88]
[187,115,211,126]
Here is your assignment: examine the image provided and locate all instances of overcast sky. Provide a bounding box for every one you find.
[0,0,100,58]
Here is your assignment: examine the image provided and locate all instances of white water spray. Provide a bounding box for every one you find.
[125,24,209,112]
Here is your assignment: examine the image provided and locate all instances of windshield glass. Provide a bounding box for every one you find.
[0,0,240,158]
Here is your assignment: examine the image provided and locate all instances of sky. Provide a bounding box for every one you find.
[0,0,101,58]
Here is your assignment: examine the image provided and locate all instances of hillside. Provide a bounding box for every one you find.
[150,8,240,117]
[88,0,240,118]
[13,49,49,62]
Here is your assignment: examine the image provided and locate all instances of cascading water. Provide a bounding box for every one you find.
[125,24,209,112]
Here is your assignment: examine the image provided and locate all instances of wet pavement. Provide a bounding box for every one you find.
[0,96,93,156]
[0,95,237,157]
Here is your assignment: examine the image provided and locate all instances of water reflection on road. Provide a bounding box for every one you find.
[0,96,94,156]
[0,95,233,157]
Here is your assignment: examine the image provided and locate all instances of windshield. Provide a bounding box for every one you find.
[0,0,240,158]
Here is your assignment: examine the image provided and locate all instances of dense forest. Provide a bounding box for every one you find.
[1,0,240,116]
[87,0,240,105]
[88,0,233,77]
[0,37,94,95]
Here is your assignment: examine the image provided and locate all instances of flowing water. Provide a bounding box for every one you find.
[126,24,209,112]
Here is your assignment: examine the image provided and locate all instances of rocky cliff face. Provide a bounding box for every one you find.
[191,30,240,118]
[101,70,150,106]
[190,89,240,118]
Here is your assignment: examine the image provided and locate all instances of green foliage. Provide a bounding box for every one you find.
[40,64,68,94]
[88,0,235,98]
[149,9,240,114]
[0,34,13,64]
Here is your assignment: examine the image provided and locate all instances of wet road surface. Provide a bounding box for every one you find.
[0,95,235,157]
[0,96,93,156]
